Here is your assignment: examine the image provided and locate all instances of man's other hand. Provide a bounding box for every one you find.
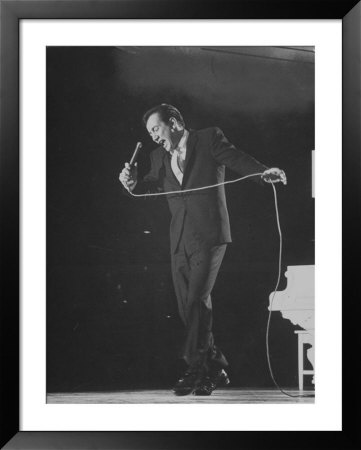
[261,168,287,185]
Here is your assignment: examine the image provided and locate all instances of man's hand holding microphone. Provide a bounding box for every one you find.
[119,162,138,192]
[119,141,142,192]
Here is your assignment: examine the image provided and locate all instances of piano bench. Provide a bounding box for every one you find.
[294,330,315,391]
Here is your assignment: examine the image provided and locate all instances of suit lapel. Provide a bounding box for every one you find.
[182,129,198,187]
[163,150,181,187]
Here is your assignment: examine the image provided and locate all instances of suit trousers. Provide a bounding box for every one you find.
[171,238,228,371]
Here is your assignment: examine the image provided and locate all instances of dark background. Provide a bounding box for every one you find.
[46,46,314,393]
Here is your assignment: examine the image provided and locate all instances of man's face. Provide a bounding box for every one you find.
[146,113,178,152]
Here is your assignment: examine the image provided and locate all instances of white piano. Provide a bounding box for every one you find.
[269,265,315,390]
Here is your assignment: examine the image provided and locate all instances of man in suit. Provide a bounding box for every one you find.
[119,104,286,396]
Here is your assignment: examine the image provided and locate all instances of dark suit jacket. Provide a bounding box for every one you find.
[134,127,268,254]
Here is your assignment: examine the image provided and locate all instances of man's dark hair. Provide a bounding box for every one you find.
[142,104,185,127]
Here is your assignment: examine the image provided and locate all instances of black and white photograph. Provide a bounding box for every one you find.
[2,0,360,446]
[46,46,315,405]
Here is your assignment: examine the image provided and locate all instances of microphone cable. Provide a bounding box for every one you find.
[126,174,314,398]
[127,172,264,196]
[266,183,314,398]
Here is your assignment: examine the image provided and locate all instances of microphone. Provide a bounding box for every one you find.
[129,141,142,167]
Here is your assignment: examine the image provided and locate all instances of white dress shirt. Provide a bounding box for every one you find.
[170,129,189,184]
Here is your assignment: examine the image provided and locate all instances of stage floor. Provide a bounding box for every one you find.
[47,388,315,404]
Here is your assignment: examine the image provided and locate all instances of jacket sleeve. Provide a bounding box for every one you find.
[210,127,268,184]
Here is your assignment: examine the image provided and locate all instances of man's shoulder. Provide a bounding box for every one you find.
[192,126,223,138]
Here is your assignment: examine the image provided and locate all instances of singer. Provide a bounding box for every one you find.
[119,104,286,396]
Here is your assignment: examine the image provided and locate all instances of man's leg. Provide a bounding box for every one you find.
[171,243,228,395]
[183,244,228,370]
[171,243,204,395]
[171,242,189,328]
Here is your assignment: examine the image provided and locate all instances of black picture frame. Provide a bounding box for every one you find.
[0,1,359,449]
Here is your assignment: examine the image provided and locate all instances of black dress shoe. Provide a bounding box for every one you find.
[193,368,230,396]
[173,370,204,396]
